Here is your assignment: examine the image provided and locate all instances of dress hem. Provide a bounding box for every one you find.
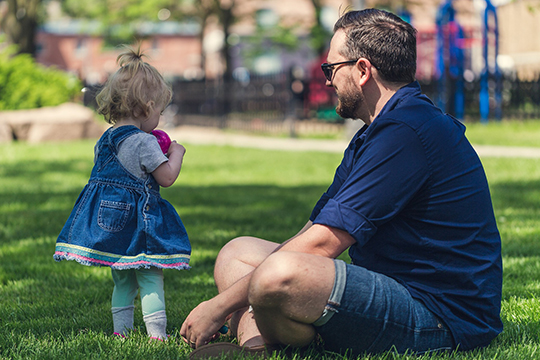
[53,251,191,271]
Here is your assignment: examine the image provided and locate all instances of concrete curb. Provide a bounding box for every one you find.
[169,126,540,158]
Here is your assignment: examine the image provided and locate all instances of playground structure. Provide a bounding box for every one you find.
[436,0,502,122]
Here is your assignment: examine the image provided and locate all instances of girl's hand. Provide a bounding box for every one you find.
[166,140,186,157]
[152,140,185,187]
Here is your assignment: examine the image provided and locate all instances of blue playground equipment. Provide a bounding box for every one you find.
[435,0,502,122]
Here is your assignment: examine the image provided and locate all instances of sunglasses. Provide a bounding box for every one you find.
[321,59,359,81]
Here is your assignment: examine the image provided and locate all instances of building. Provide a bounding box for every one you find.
[498,0,540,79]
[31,0,540,84]
[36,20,202,84]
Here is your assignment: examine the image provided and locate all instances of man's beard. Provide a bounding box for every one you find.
[336,89,363,120]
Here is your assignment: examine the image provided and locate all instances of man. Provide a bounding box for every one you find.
[181,8,503,358]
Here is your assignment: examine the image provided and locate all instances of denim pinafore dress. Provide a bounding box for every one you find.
[54,125,191,270]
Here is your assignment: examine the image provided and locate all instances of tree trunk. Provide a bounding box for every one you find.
[1,0,41,56]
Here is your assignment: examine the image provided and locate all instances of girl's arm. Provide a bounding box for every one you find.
[152,141,186,187]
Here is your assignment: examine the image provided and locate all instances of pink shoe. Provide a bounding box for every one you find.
[149,335,170,342]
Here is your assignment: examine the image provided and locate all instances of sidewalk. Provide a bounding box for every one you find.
[169,126,540,158]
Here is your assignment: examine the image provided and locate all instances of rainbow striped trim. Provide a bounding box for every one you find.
[54,242,190,270]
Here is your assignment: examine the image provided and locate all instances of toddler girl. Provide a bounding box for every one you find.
[54,47,190,341]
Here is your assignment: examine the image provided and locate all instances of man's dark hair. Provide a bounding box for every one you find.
[333,9,417,84]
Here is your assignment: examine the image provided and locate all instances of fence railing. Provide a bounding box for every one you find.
[83,72,540,133]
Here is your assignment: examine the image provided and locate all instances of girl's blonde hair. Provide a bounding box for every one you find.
[96,46,173,124]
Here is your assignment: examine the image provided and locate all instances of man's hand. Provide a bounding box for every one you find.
[180,299,229,348]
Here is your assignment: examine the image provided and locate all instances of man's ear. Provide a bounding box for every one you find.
[356,58,373,86]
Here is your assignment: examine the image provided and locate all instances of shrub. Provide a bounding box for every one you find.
[0,44,82,110]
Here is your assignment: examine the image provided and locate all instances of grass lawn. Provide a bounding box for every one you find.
[1,120,540,359]
[460,119,540,148]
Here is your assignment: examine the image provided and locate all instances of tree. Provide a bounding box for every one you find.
[187,0,214,74]
[58,0,238,79]
[60,0,189,47]
[309,0,332,57]
[0,0,43,56]
[213,0,236,82]
[184,0,239,80]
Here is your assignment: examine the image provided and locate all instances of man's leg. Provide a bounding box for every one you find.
[313,262,455,356]
[213,236,280,346]
[247,251,335,347]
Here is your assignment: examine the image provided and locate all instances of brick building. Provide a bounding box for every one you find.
[29,0,540,84]
[36,20,202,84]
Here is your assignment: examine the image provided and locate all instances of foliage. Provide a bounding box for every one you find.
[0,44,81,110]
[61,0,187,24]
[242,21,301,63]
[0,0,45,55]
[1,135,540,359]
[60,0,190,47]
[309,0,332,57]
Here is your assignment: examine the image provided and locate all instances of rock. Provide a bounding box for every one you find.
[0,122,12,143]
[0,102,106,143]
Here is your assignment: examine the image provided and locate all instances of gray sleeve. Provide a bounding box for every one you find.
[117,132,168,179]
[139,133,169,173]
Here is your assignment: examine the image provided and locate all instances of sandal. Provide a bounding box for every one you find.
[189,342,279,359]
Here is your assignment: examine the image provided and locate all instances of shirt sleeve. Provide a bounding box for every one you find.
[139,133,169,174]
[311,119,430,246]
[310,141,355,220]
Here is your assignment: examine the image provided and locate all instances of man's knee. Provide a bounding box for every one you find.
[215,237,249,267]
[248,252,300,308]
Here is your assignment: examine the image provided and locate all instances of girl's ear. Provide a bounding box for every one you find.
[144,100,155,118]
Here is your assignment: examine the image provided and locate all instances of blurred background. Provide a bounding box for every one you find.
[1,0,540,138]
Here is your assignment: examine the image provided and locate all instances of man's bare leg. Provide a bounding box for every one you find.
[213,236,279,346]
[248,251,336,347]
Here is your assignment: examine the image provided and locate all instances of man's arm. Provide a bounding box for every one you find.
[180,222,355,347]
[280,223,354,258]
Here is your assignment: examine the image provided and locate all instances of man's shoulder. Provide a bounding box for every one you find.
[379,94,452,133]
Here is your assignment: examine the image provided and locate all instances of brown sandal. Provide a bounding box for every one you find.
[189,342,278,359]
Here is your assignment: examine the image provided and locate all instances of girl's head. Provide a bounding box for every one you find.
[96,46,172,125]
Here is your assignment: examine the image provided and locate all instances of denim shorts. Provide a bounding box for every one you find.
[313,260,455,356]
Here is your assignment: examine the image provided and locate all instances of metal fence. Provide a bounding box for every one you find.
[170,72,540,124]
[420,75,540,121]
[83,72,540,132]
[170,72,303,128]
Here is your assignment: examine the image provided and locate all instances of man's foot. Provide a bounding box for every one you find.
[189,342,279,359]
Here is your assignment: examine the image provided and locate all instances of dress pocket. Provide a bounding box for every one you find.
[98,200,131,232]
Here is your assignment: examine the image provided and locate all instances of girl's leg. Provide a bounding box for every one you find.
[135,267,167,339]
[111,269,139,335]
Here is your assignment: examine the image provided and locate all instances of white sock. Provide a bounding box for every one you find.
[143,310,167,340]
[111,305,134,335]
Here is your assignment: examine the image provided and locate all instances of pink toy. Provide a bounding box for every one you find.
[151,129,172,154]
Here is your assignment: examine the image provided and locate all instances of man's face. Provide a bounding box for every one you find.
[326,30,364,120]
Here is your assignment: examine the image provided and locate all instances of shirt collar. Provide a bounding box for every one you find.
[350,81,422,148]
[376,81,422,120]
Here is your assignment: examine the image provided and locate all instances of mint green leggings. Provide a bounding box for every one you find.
[111,267,165,316]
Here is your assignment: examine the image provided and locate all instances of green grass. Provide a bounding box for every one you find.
[1,126,540,359]
[463,120,540,148]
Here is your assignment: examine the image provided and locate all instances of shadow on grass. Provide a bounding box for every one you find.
[3,151,540,358]
[489,180,540,258]
[0,175,327,341]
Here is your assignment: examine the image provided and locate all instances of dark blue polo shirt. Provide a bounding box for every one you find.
[310,82,503,350]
